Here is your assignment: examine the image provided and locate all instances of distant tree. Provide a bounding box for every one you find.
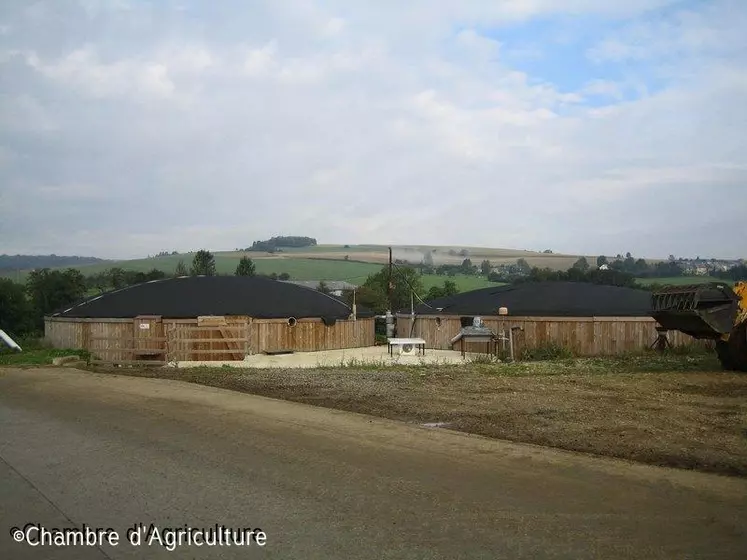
[144,269,166,282]
[359,265,424,313]
[511,265,638,289]
[713,264,747,281]
[235,256,256,276]
[422,251,434,267]
[461,258,473,273]
[249,236,317,252]
[190,250,216,276]
[516,258,531,273]
[317,281,331,294]
[25,268,87,327]
[352,285,387,313]
[596,255,608,268]
[344,255,350,261]
[572,257,590,272]
[458,249,469,257]
[623,254,636,271]
[107,267,127,289]
[174,260,188,277]
[426,280,459,301]
[85,271,109,293]
[0,278,33,336]
[480,259,491,275]
[634,258,649,275]
[278,272,290,280]
[542,249,553,254]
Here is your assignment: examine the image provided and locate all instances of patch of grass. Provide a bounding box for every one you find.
[0,347,88,366]
[0,337,90,366]
[1,255,385,282]
[520,343,575,361]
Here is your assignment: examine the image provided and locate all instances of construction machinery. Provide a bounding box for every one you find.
[651,281,747,371]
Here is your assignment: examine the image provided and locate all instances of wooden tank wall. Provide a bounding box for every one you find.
[398,315,701,356]
[252,318,374,353]
[44,316,376,363]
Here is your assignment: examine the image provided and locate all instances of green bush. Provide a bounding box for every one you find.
[521,343,575,361]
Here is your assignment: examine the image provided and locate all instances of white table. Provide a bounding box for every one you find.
[387,338,427,356]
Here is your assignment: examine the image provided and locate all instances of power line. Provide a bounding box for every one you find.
[391,261,434,309]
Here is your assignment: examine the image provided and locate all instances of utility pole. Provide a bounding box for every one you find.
[386,246,394,339]
[387,246,393,310]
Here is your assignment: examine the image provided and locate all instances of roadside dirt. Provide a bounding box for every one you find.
[84,364,747,477]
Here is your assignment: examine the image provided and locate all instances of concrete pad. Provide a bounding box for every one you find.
[171,346,496,369]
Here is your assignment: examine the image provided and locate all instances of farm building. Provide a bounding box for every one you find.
[45,276,375,365]
[280,280,359,297]
[396,281,698,356]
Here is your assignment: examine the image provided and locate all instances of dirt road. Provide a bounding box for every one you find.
[1,368,745,559]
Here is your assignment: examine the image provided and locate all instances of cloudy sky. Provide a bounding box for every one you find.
[0,0,745,259]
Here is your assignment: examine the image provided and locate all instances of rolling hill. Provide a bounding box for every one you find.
[2,245,702,293]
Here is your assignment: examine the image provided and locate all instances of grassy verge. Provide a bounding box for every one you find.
[79,350,747,478]
[0,337,89,366]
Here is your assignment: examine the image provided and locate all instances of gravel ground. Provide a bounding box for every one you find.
[87,353,747,477]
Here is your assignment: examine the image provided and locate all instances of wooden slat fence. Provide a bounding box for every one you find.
[45,316,376,365]
[398,315,704,357]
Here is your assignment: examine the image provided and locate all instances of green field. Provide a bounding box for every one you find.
[1,252,508,293]
[265,244,384,254]
[6,255,384,283]
[2,248,731,295]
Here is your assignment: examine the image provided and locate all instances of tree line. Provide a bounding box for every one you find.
[0,254,105,271]
[349,256,747,315]
[3,249,745,339]
[242,236,317,253]
[713,264,747,281]
[0,250,291,338]
[414,253,690,281]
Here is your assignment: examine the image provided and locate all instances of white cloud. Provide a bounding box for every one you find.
[243,41,277,76]
[322,17,346,37]
[26,47,176,100]
[0,0,745,259]
[587,0,747,64]
[580,79,624,100]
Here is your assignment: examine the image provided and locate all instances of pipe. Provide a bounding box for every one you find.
[0,329,22,352]
[509,326,524,362]
[385,310,395,338]
[508,328,514,361]
[409,291,415,337]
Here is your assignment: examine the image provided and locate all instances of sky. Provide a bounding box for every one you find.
[0,0,745,260]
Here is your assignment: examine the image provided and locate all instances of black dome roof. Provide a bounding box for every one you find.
[51,275,373,319]
[410,281,652,317]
